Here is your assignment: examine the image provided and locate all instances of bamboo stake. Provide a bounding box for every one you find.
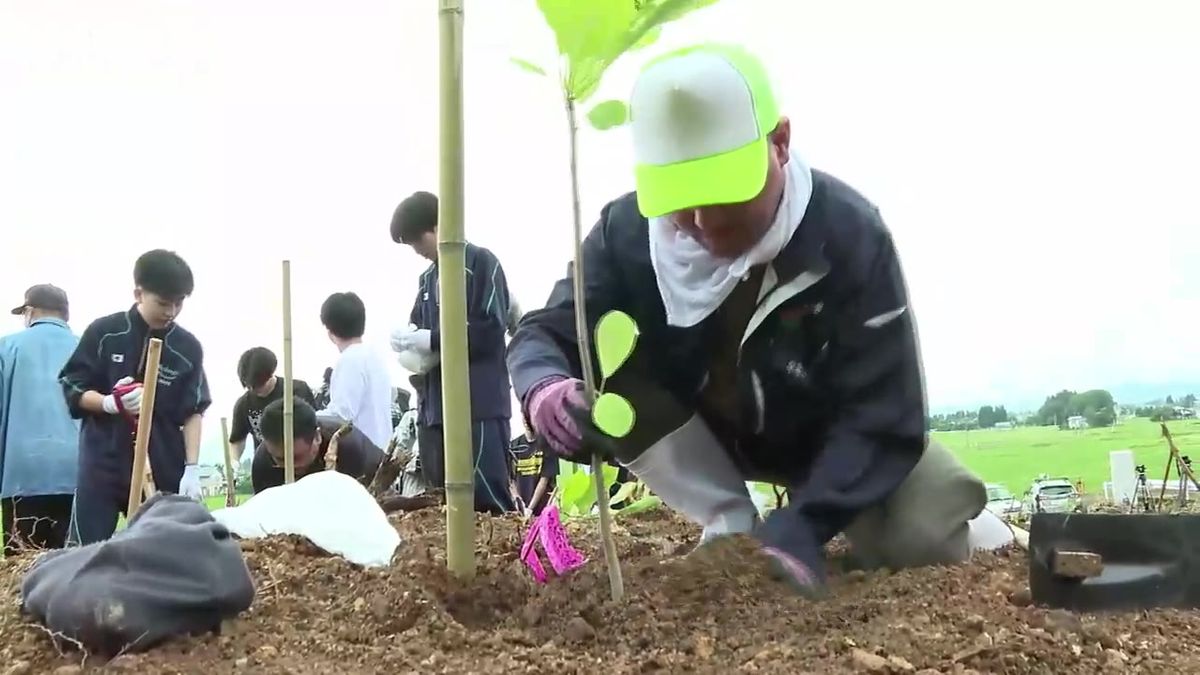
[282,260,295,484]
[127,338,163,516]
[566,96,624,602]
[219,417,237,508]
[438,0,475,580]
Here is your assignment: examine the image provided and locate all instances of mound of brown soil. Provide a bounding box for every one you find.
[3,508,1200,673]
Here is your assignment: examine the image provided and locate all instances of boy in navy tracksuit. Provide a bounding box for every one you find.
[59,250,212,544]
[388,191,516,514]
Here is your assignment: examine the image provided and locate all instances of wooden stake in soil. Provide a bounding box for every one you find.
[565,95,624,602]
[438,0,476,580]
[219,417,237,508]
[127,337,164,517]
[282,260,296,485]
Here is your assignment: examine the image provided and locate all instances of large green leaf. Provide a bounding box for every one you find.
[606,0,723,77]
[593,392,635,438]
[609,480,639,507]
[535,0,722,102]
[594,309,638,377]
[558,469,593,518]
[536,0,635,100]
[557,464,621,518]
[586,99,629,131]
[614,494,662,517]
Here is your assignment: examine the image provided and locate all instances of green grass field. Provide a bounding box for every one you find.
[938,417,1200,497]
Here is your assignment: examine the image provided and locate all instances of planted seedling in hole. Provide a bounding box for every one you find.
[516,0,724,601]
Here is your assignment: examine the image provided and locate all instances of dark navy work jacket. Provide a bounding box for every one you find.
[409,243,513,427]
[60,306,211,505]
[507,172,928,569]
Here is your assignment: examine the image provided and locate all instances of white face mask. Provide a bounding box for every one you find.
[648,150,815,328]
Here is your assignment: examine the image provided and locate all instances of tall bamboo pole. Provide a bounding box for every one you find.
[565,97,624,601]
[282,260,295,484]
[127,338,164,516]
[438,0,474,580]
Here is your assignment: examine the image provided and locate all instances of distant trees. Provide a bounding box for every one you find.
[1034,389,1116,428]
[1131,393,1197,421]
[977,405,1010,428]
[1135,405,1179,422]
[930,410,978,432]
[931,390,1193,432]
[929,406,1010,431]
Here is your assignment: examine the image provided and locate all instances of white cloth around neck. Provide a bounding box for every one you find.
[648,150,814,328]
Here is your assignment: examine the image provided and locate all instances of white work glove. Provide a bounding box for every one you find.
[390,326,433,355]
[389,324,416,353]
[178,464,203,500]
[396,347,439,375]
[101,376,143,415]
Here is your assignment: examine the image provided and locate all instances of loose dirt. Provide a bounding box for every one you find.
[3,508,1200,674]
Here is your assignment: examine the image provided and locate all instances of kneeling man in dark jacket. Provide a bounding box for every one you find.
[507,43,988,595]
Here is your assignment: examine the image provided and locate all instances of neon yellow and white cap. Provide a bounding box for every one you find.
[630,43,780,218]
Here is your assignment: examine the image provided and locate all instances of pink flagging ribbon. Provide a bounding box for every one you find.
[520,505,587,583]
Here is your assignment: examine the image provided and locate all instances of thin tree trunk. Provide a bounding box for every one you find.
[565,95,624,602]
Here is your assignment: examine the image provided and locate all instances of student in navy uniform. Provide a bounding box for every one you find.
[388,190,516,514]
[508,425,557,516]
[250,397,385,493]
[227,346,315,462]
[59,249,212,545]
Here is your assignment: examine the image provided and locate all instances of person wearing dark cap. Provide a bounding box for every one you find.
[388,190,517,514]
[58,249,212,544]
[1,284,80,554]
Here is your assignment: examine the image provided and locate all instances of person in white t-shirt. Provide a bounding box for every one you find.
[316,292,393,449]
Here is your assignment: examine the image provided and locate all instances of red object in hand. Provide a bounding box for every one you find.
[112,381,142,420]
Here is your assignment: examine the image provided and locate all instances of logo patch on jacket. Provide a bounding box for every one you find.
[111,354,124,363]
[157,365,180,387]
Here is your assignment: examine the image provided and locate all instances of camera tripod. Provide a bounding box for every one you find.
[1155,422,1200,511]
[1130,463,1155,512]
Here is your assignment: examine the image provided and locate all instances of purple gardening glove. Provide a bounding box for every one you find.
[524,376,589,458]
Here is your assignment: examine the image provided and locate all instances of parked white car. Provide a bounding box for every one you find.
[984,483,1021,517]
[1023,476,1080,514]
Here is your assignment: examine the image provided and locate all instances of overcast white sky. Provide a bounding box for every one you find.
[2,0,1198,464]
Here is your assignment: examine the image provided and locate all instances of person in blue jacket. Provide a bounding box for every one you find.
[507,44,989,595]
[0,284,80,555]
[59,249,212,544]
[388,190,515,514]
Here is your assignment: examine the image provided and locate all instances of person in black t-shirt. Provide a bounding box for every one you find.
[251,397,384,494]
[508,424,558,516]
[228,347,314,461]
